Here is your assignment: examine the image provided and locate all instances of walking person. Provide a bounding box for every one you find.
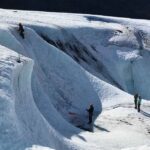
[137,96,142,112]
[18,23,25,39]
[134,93,138,109]
[86,104,94,124]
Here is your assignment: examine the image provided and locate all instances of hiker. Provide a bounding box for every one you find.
[86,104,94,124]
[134,93,138,109]
[18,23,25,39]
[137,96,142,112]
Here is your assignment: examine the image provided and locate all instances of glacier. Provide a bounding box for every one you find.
[0,9,149,150]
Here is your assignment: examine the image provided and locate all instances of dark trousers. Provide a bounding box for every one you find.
[20,32,24,39]
[134,99,137,109]
[138,104,141,112]
[88,114,93,124]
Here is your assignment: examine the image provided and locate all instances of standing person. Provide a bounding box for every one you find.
[86,104,94,124]
[137,96,142,112]
[134,93,138,109]
[18,23,25,39]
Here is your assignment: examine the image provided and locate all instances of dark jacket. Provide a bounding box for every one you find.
[18,23,24,32]
[87,105,94,115]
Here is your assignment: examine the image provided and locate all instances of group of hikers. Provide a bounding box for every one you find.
[134,93,142,112]
[17,23,143,125]
[86,94,142,125]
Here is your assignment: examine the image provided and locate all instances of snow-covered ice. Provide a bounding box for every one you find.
[0,9,149,150]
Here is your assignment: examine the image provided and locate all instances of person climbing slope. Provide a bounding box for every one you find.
[134,93,138,109]
[18,23,25,39]
[86,104,94,124]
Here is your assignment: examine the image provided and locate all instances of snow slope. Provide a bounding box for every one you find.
[0,9,149,150]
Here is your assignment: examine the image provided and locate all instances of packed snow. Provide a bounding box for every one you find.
[0,9,149,150]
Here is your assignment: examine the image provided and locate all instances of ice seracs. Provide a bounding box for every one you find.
[0,9,149,150]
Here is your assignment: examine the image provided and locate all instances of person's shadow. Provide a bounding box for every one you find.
[141,110,150,118]
[94,124,110,132]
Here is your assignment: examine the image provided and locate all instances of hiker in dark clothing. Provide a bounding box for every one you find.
[137,96,142,112]
[134,93,138,109]
[86,104,94,124]
[18,23,25,39]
